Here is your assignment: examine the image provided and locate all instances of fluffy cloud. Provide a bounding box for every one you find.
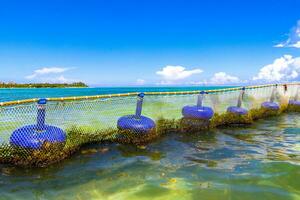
[25,67,78,83]
[42,75,77,83]
[275,20,300,48]
[26,67,70,79]
[136,79,145,85]
[191,72,240,85]
[210,72,240,84]
[253,55,300,82]
[156,65,202,83]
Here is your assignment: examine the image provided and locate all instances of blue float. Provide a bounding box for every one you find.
[261,85,280,110]
[261,102,280,110]
[182,91,214,120]
[10,99,66,149]
[227,87,248,115]
[227,106,248,115]
[289,86,300,105]
[117,93,156,134]
[289,100,300,105]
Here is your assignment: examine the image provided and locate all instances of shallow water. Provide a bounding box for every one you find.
[1,114,300,200]
[0,86,231,102]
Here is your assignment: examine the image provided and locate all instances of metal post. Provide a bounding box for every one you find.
[237,87,245,108]
[37,98,47,131]
[135,93,144,118]
[270,85,277,103]
[295,86,299,101]
[197,91,206,107]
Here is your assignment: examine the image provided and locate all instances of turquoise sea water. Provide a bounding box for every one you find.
[1,87,300,199]
[0,113,300,199]
[0,86,231,102]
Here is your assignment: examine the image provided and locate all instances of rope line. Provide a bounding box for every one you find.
[0,83,298,107]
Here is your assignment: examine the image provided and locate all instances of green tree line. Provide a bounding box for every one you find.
[0,82,88,88]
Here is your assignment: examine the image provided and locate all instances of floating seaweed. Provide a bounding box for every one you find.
[181,91,214,132]
[227,87,248,115]
[0,83,299,167]
[210,112,253,128]
[117,93,156,143]
[0,126,118,167]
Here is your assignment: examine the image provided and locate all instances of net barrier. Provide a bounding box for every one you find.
[0,83,300,167]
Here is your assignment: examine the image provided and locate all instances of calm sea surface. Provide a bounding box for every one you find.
[0,113,299,199]
[0,86,299,199]
[0,86,232,102]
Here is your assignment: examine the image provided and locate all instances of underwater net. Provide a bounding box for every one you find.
[0,83,300,167]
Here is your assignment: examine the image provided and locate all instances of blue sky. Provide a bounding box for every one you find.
[0,0,300,86]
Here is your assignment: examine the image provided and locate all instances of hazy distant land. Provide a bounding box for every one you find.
[0,82,88,88]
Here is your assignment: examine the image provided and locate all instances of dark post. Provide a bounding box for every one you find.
[270,86,277,103]
[295,86,300,101]
[37,98,47,131]
[197,91,206,107]
[135,93,144,118]
[237,87,245,108]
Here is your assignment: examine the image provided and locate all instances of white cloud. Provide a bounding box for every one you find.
[274,43,284,48]
[54,75,75,83]
[291,41,300,48]
[156,65,202,84]
[26,67,70,79]
[136,79,145,85]
[43,75,77,83]
[253,55,300,82]
[275,20,300,48]
[28,75,78,84]
[190,72,240,85]
[210,72,240,84]
[25,67,79,83]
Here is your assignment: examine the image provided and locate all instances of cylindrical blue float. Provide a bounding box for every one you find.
[10,99,66,149]
[117,93,156,134]
[227,87,248,115]
[289,100,300,106]
[261,85,279,110]
[289,86,300,105]
[261,101,280,110]
[182,91,214,120]
[227,106,248,115]
[37,98,47,130]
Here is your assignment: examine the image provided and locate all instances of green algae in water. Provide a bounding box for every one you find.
[1,113,300,199]
[0,105,293,167]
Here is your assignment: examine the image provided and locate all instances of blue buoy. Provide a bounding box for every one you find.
[182,91,214,120]
[289,86,300,105]
[227,106,248,115]
[261,85,279,110]
[261,102,280,110]
[117,93,156,134]
[10,99,66,149]
[227,87,248,115]
[289,100,300,105]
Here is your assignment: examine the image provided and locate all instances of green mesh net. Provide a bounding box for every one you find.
[0,84,299,167]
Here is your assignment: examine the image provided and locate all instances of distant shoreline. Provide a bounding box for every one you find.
[0,87,87,89]
[0,82,88,88]
[0,85,236,89]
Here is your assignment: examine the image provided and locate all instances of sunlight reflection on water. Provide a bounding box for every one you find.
[0,114,300,200]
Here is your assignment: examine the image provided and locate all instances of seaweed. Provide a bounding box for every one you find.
[286,104,300,112]
[179,118,211,132]
[0,102,297,168]
[249,108,277,120]
[210,112,253,128]
[156,118,180,135]
[0,127,118,167]
[115,128,158,145]
[0,142,68,167]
